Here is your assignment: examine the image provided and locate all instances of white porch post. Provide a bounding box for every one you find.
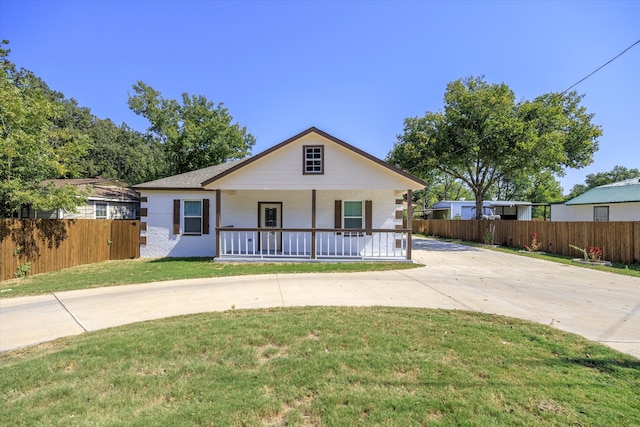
[215,189,221,257]
[311,189,316,259]
[407,189,413,261]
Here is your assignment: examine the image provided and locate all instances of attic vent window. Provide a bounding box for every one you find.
[303,145,324,175]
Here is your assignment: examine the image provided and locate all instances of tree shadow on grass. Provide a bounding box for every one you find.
[562,357,640,374]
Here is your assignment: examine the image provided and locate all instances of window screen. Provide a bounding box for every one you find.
[344,201,363,229]
[184,200,202,234]
[95,203,107,219]
[594,206,609,222]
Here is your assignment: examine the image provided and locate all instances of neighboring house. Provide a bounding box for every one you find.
[430,200,532,220]
[19,178,139,220]
[551,178,640,221]
[133,127,426,261]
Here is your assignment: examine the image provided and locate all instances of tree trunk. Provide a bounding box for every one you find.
[475,196,484,219]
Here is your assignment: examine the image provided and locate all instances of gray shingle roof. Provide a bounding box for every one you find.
[565,178,640,205]
[132,158,248,190]
[45,178,139,201]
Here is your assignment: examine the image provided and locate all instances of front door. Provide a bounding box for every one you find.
[259,202,281,252]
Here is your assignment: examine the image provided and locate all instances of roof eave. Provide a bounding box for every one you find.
[87,197,140,203]
[134,186,209,191]
[565,199,640,205]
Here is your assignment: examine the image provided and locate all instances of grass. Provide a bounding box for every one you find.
[0,258,421,298]
[1,307,638,426]
[504,249,640,277]
[432,236,640,279]
[5,237,636,298]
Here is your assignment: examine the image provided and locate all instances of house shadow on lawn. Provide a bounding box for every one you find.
[148,257,212,263]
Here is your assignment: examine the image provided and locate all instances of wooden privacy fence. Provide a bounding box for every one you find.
[1,219,140,282]
[412,219,640,265]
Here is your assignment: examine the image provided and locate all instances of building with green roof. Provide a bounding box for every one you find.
[551,178,640,221]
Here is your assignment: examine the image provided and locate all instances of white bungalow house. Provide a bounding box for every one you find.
[430,200,532,220]
[551,178,640,221]
[133,127,426,261]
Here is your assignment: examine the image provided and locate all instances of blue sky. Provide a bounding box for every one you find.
[1,0,638,194]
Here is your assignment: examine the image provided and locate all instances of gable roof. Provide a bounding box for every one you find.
[565,178,640,205]
[134,127,426,190]
[202,127,425,187]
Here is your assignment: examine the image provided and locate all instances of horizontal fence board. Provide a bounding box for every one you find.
[413,220,640,265]
[1,219,139,281]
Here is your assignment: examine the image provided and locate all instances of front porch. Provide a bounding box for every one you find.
[213,188,416,262]
[215,227,413,261]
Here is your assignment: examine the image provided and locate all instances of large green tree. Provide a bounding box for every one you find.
[0,41,89,216]
[128,81,255,175]
[21,71,169,185]
[566,165,640,200]
[388,76,602,219]
[82,118,167,185]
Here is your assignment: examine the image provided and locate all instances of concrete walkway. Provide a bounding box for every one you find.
[2,237,639,358]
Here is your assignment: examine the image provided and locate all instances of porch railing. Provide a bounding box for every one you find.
[217,227,411,260]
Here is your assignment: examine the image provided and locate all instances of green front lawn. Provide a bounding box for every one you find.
[1,307,638,426]
[0,258,421,298]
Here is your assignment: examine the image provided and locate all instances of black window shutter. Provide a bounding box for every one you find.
[334,200,342,232]
[203,199,210,235]
[365,200,372,235]
[173,199,180,235]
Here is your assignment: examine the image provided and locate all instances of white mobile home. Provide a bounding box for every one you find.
[430,200,532,220]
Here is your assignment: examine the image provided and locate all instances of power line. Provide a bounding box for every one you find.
[561,38,640,94]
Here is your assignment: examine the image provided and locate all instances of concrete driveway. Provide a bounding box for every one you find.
[1,237,639,358]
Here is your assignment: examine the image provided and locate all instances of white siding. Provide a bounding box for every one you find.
[517,205,532,220]
[204,133,420,191]
[552,202,640,222]
[571,205,597,221]
[141,189,402,258]
[219,189,399,229]
[62,204,94,219]
[60,201,137,219]
[611,203,640,221]
[551,204,574,221]
[140,191,217,258]
[460,205,475,220]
